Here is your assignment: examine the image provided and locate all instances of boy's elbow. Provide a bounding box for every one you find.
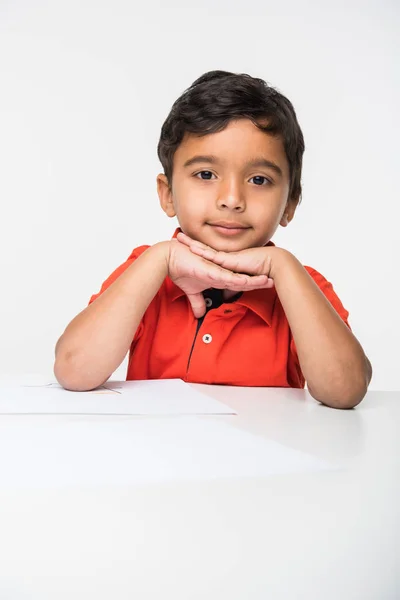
[309,385,367,410]
[54,353,109,392]
[308,354,372,410]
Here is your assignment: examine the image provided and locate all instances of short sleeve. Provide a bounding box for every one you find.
[88,244,150,341]
[304,267,351,329]
[88,245,150,305]
[288,266,351,388]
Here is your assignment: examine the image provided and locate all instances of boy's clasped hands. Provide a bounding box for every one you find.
[166,231,279,318]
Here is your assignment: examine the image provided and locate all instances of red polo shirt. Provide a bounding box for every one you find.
[89,231,350,388]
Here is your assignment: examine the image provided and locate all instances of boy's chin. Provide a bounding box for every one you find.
[203,233,254,252]
[181,225,266,251]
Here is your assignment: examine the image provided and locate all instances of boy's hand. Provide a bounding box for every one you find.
[167,239,273,318]
[176,231,280,279]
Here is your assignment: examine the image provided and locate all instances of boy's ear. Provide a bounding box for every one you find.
[157,174,176,218]
[280,197,299,227]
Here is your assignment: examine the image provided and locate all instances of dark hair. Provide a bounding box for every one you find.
[157,70,305,203]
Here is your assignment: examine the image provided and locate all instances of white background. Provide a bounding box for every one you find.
[0,0,398,389]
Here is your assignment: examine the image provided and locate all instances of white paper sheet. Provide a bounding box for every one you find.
[0,379,235,415]
[0,418,335,489]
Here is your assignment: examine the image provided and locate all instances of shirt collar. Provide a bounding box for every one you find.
[234,287,276,326]
[168,227,276,326]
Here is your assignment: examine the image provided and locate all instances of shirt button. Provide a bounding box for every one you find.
[205,298,213,308]
[202,334,213,344]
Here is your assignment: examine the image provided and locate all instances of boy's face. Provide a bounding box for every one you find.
[157,118,298,252]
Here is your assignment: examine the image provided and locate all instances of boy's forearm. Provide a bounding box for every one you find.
[54,242,170,391]
[270,249,371,409]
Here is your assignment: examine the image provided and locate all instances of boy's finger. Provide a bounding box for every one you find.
[193,261,271,289]
[229,275,272,290]
[243,274,271,285]
[205,265,247,284]
[209,268,270,289]
[178,233,214,254]
[190,245,235,269]
[177,232,205,249]
[176,232,191,246]
[192,246,219,261]
[197,248,268,277]
[244,278,275,290]
[186,292,206,318]
[225,272,272,289]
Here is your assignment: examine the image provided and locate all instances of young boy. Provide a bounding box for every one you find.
[54,70,372,409]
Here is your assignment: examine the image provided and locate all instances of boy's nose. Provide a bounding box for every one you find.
[216,183,246,212]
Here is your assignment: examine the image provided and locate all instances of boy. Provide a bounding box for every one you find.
[54,70,372,408]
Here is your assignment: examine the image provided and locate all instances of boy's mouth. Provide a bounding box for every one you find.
[207,221,250,236]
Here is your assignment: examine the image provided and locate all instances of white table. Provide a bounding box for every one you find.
[0,384,398,600]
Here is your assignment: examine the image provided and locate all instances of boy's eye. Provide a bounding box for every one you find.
[250,176,271,186]
[194,171,215,180]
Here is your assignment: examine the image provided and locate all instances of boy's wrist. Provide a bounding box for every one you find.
[150,241,171,274]
[268,247,298,281]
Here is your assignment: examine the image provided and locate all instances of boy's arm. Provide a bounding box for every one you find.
[55,240,271,392]
[271,249,372,409]
[54,242,171,391]
[178,233,372,409]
